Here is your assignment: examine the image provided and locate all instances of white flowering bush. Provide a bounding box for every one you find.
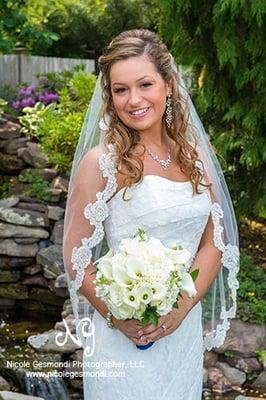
[93,229,199,326]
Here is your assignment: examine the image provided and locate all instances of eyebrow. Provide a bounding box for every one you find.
[111,75,154,86]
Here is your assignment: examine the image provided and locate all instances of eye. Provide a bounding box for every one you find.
[141,82,152,88]
[113,87,126,94]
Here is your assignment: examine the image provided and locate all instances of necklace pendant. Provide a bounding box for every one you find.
[146,147,172,171]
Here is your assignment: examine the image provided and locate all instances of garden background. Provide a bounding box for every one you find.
[0,1,265,399]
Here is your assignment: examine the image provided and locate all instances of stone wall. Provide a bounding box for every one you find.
[0,115,69,320]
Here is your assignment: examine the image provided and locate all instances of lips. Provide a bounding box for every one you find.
[128,107,150,118]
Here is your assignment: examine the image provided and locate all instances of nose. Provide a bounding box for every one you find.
[128,88,142,107]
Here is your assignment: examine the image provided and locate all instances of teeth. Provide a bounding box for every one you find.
[130,107,149,115]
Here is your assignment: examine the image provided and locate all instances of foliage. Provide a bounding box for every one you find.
[0,0,59,54]
[18,170,53,202]
[158,0,266,219]
[236,253,266,325]
[18,68,96,173]
[23,0,160,59]
[19,102,56,137]
[0,98,7,117]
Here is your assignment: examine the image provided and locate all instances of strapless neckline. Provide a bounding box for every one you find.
[108,174,192,205]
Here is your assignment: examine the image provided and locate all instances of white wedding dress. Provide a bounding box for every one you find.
[83,174,212,400]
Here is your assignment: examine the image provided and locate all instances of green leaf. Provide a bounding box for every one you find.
[191,269,199,282]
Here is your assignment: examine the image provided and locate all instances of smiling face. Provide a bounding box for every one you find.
[109,55,171,136]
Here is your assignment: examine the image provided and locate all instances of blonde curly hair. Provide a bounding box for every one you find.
[98,29,210,198]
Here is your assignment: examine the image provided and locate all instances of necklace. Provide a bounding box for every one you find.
[146,147,171,170]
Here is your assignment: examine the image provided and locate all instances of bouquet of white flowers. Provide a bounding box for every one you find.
[93,229,199,348]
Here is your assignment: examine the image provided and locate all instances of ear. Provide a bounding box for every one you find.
[166,78,173,96]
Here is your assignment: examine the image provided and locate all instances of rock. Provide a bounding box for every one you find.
[16,202,47,213]
[20,168,57,183]
[226,355,261,373]
[207,367,232,393]
[19,300,60,316]
[204,351,218,368]
[0,257,33,269]
[51,176,68,193]
[0,197,19,208]
[4,137,30,154]
[22,275,49,287]
[0,299,16,308]
[27,329,81,353]
[37,245,64,278]
[50,220,64,245]
[47,206,64,221]
[17,142,49,168]
[0,121,21,139]
[68,378,83,391]
[216,361,246,386]
[14,238,39,244]
[23,264,42,275]
[55,315,76,333]
[0,239,38,257]
[55,273,68,288]
[0,377,10,391]
[61,299,73,319]
[0,283,28,299]
[251,370,266,389]
[0,154,26,174]
[215,320,266,356]
[0,391,44,400]
[0,269,21,283]
[45,188,62,203]
[0,207,49,228]
[47,280,69,298]
[28,287,65,306]
[0,223,49,239]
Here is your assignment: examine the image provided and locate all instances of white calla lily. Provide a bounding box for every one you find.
[97,258,113,280]
[150,283,167,301]
[181,272,197,298]
[123,288,140,309]
[136,284,153,304]
[112,263,134,287]
[125,255,146,280]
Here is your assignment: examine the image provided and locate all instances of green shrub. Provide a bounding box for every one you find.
[19,171,53,202]
[236,253,266,325]
[18,68,97,174]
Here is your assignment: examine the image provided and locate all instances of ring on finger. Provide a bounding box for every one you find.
[161,323,167,333]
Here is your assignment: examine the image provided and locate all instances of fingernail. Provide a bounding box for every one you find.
[138,330,143,336]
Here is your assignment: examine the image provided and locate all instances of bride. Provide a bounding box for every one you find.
[63,29,239,399]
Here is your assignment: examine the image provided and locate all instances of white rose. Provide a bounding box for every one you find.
[168,248,191,265]
[108,282,123,306]
[109,302,136,320]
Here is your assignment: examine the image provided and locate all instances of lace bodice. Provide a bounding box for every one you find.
[104,175,211,266]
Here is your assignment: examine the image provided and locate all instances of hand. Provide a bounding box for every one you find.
[137,306,188,344]
[112,316,147,346]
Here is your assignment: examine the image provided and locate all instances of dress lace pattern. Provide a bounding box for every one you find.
[69,146,239,351]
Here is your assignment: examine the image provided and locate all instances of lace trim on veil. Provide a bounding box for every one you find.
[203,203,240,351]
[69,145,117,322]
[69,146,239,351]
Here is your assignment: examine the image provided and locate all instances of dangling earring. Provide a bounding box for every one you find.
[165,94,173,129]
